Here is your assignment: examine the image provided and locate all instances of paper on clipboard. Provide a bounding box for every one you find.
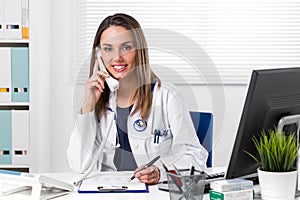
[78,171,149,193]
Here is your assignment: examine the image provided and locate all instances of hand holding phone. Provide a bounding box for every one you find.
[96,47,119,92]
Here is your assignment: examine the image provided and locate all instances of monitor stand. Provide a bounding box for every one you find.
[278,114,300,198]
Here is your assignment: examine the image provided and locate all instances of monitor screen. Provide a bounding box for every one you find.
[226,67,300,179]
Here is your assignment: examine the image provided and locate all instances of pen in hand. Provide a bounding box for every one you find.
[129,155,161,181]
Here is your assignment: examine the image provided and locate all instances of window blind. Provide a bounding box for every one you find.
[73,0,300,85]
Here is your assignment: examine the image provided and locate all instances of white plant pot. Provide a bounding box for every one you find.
[258,168,297,200]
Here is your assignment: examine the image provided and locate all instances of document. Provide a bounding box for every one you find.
[3,0,22,39]
[0,0,4,39]
[11,47,29,102]
[11,110,29,165]
[0,110,12,164]
[0,47,12,102]
[78,171,149,193]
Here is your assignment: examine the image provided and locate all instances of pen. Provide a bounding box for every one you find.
[190,166,195,175]
[160,160,169,172]
[160,160,183,192]
[130,155,161,181]
[173,164,181,176]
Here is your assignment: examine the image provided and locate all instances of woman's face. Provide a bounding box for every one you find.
[100,26,137,80]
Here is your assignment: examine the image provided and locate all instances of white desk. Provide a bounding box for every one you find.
[0,172,172,200]
[1,172,300,200]
[0,172,217,200]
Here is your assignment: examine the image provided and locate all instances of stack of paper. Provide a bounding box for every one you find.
[209,178,253,200]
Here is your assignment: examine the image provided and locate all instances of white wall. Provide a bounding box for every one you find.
[30,0,52,173]
[30,0,250,172]
[49,0,74,172]
[30,0,74,172]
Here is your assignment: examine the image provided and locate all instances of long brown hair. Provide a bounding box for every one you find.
[89,13,160,120]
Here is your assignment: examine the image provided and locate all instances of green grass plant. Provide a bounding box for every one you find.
[245,129,298,172]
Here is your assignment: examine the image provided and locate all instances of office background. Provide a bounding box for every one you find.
[27,0,300,173]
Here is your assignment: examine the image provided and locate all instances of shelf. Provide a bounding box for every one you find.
[0,0,31,174]
[0,164,30,173]
[0,39,29,44]
[0,42,29,47]
[0,164,30,168]
[0,102,29,106]
[0,103,29,110]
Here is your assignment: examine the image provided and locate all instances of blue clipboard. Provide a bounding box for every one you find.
[77,171,149,193]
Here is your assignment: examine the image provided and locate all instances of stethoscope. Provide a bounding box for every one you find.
[74,82,168,186]
[74,99,166,186]
[107,81,171,147]
[114,140,121,149]
[107,107,121,149]
[107,108,170,146]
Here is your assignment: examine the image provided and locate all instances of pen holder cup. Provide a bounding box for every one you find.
[167,169,206,200]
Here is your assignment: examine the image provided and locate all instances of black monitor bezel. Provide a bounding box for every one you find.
[225,67,300,179]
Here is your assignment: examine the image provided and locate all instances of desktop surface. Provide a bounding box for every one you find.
[1,170,300,200]
[0,172,210,200]
[0,172,171,200]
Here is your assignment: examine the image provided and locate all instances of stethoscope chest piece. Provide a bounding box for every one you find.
[133,119,147,132]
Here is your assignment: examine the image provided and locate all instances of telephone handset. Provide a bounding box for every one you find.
[96,47,119,92]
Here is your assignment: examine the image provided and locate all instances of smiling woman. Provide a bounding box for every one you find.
[100,26,137,80]
[67,13,208,185]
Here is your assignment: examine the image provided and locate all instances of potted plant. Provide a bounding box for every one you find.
[245,128,299,200]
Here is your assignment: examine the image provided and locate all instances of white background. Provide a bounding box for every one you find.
[30,0,260,173]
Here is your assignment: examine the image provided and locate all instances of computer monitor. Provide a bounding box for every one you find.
[226,67,300,179]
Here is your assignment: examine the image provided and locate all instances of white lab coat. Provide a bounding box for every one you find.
[67,82,208,180]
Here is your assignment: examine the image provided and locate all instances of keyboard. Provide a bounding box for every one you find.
[204,171,226,193]
[206,171,226,181]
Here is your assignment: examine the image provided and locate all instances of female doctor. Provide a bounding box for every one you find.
[67,13,208,185]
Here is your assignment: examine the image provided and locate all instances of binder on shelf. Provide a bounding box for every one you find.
[11,110,29,165]
[0,0,4,39]
[3,0,22,39]
[21,0,29,39]
[0,47,12,102]
[11,47,29,102]
[0,110,12,164]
